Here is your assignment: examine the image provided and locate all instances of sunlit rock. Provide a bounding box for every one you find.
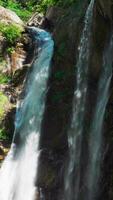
[0,6,24,26]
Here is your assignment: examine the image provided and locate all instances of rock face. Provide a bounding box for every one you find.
[36,0,113,200]
[1,1,113,199]
[0,6,25,73]
[0,7,34,151]
[96,0,113,20]
[0,6,24,26]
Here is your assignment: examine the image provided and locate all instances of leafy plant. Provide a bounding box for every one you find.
[0,23,22,45]
[0,0,33,21]
[7,47,15,54]
[0,74,11,84]
[37,0,76,13]
[0,128,9,140]
[0,92,9,121]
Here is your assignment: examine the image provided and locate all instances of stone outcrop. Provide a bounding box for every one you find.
[0,6,24,26]
[0,6,26,73]
[27,13,44,27]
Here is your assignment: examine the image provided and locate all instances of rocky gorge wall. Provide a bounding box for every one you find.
[36,0,113,199]
[0,0,113,199]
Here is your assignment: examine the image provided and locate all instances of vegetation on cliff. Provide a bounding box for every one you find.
[0,92,10,140]
[0,0,33,21]
[0,23,22,45]
[36,0,76,12]
[0,0,77,17]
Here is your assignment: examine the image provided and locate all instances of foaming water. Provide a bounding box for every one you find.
[0,27,54,200]
[0,133,39,200]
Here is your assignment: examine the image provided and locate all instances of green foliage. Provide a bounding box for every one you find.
[0,0,78,18]
[15,9,32,21]
[0,92,9,121]
[0,128,9,140]
[0,56,6,71]
[0,23,22,45]
[0,0,33,21]
[7,47,15,54]
[37,0,76,13]
[0,74,11,84]
[7,1,32,21]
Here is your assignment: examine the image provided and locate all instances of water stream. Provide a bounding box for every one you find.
[0,27,54,200]
[86,33,113,200]
[0,2,112,200]
[65,0,95,200]
[65,0,113,200]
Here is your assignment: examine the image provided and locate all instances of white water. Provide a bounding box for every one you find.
[0,27,54,200]
[65,1,95,199]
[86,33,113,200]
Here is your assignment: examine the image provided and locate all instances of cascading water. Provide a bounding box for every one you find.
[86,33,113,200]
[0,27,54,200]
[65,0,95,200]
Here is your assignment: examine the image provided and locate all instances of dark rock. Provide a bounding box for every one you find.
[0,147,4,155]
[36,1,113,199]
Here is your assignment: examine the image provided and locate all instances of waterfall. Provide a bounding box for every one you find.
[65,0,95,200]
[0,27,54,200]
[86,33,113,200]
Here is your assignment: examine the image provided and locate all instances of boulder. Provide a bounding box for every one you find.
[0,6,24,26]
[27,12,55,31]
[27,13,44,27]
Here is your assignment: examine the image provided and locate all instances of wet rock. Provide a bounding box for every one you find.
[28,13,54,32]
[36,149,65,189]
[46,6,64,26]
[27,13,44,27]
[96,0,113,20]
[36,1,113,199]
